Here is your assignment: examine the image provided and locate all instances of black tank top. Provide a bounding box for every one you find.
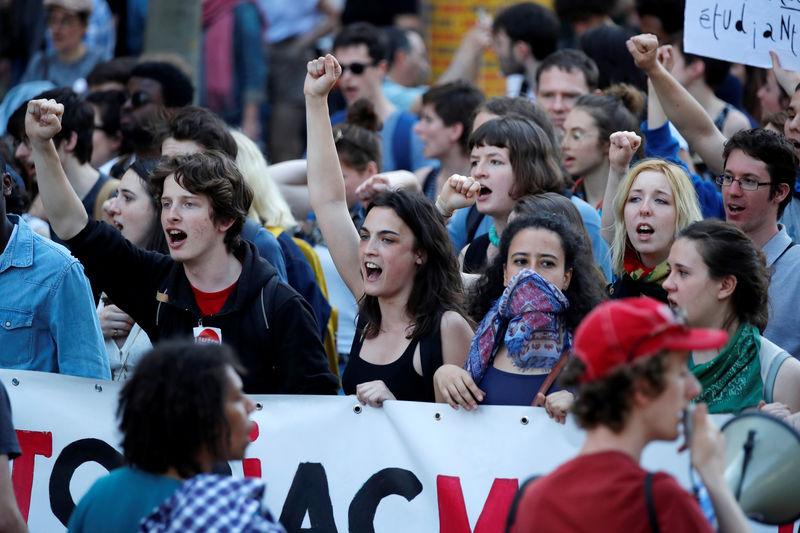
[462,234,490,274]
[342,316,443,402]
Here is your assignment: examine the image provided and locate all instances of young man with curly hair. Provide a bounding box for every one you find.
[508,297,749,533]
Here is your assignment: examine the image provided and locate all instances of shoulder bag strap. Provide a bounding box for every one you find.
[644,472,660,533]
[531,347,570,407]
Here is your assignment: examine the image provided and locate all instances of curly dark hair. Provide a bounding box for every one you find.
[150,151,253,253]
[130,61,194,108]
[559,352,668,432]
[469,213,605,327]
[117,341,243,478]
[677,220,770,332]
[723,128,800,219]
[359,190,467,340]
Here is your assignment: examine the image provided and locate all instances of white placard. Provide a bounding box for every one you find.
[684,0,800,71]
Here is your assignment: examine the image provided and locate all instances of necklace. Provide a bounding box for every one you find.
[488,224,500,247]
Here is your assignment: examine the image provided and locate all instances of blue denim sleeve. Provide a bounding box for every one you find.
[642,120,724,220]
[50,262,110,379]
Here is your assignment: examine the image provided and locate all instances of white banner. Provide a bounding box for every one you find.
[1,370,794,533]
[684,0,800,71]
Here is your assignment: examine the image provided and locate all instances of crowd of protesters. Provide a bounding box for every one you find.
[3,0,800,530]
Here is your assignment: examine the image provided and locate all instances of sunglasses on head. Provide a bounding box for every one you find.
[340,61,377,75]
[129,91,152,109]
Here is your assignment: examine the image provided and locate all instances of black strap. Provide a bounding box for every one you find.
[644,472,660,533]
[503,475,540,533]
[465,205,483,244]
[420,316,443,402]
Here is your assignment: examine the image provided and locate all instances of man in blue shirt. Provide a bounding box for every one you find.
[0,152,109,379]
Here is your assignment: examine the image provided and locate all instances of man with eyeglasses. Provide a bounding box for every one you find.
[330,22,431,173]
[716,129,800,358]
[115,61,193,172]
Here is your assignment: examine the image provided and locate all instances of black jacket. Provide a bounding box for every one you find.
[68,221,339,394]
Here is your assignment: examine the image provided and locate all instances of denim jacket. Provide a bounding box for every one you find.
[0,216,109,379]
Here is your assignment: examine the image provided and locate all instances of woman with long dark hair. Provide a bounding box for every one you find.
[305,54,474,406]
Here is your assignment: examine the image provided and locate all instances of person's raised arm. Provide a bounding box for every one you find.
[305,55,364,299]
[600,132,641,244]
[25,99,88,240]
[627,34,727,175]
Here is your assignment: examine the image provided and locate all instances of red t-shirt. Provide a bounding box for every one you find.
[191,281,237,317]
[510,451,714,533]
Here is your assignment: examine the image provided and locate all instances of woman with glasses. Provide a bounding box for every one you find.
[561,85,644,212]
[19,0,103,91]
[664,219,800,414]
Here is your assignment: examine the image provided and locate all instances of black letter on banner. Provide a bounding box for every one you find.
[348,468,422,533]
[49,438,124,525]
[280,462,338,533]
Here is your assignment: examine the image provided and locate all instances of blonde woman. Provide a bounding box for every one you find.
[602,133,702,301]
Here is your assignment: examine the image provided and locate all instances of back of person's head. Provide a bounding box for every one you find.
[492,2,559,61]
[573,84,645,156]
[723,128,800,218]
[37,87,94,164]
[536,49,599,92]
[231,129,297,230]
[421,81,485,153]
[130,61,194,108]
[333,22,389,63]
[675,36,731,90]
[635,0,685,41]
[128,157,168,254]
[469,115,565,197]
[334,99,382,172]
[86,57,137,90]
[611,158,702,273]
[580,25,648,91]
[560,297,726,431]
[384,26,409,69]
[554,0,613,23]
[360,190,465,340]
[166,106,237,158]
[117,341,243,478]
[150,150,253,252]
[475,96,557,146]
[678,220,770,331]
[470,211,605,326]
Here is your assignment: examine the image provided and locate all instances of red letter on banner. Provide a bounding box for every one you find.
[12,430,53,522]
[436,475,519,533]
[243,422,261,478]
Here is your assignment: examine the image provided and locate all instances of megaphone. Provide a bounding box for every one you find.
[722,411,800,525]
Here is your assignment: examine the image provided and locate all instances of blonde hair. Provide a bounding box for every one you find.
[231,130,297,230]
[610,158,702,273]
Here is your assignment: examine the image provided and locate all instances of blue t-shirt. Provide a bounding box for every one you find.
[67,467,183,533]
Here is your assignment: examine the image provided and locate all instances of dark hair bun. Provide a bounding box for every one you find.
[346,99,382,132]
[604,84,645,116]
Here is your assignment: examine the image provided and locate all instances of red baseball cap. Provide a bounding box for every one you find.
[574,297,728,383]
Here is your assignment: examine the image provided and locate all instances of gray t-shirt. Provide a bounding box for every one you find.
[19,47,103,90]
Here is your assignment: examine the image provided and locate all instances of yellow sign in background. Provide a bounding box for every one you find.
[422,0,553,97]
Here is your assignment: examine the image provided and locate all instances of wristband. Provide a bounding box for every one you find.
[435,196,454,218]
